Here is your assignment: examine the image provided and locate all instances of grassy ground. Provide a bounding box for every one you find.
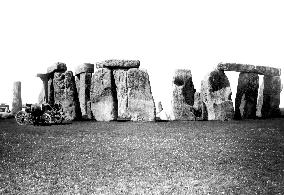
[0,118,284,194]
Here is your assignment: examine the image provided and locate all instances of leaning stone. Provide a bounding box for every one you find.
[90,68,117,121]
[127,68,156,121]
[172,69,196,120]
[235,73,259,119]
[53,71,81,120]
[96,59,140,69]
[11,81,22,115]
[75,63,94,76]
[201,70,234,120]
[217,63,281,76]
[260,76,282,118]
[47,62,67,74]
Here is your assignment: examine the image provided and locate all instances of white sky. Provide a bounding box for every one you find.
[0,0,283,112]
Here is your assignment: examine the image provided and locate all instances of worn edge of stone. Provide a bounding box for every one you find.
[47,62,67,74]
[96,59,140,69]
[217,63,281,76]
[75,63,94,75]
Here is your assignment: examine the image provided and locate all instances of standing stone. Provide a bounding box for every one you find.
[113,69,129,119]
[90,68,118,121]
[75,63,94,119]
[47,77,54,105]
[53,71,80,120]
[36,73,48,103]
[193,92,207,120]
[256,81,264,117]
[38,87,45,104]
[11,81,22,115]
[157,101,163,114]
[172,69,196,120]
[235,73,259,119]
[261,76,282,118]
[201,70,234,120]
[126,68,156,121]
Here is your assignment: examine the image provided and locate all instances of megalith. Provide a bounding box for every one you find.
[172,69,196,120]
[75,63,94,119]
[201,70,234,120]
[90,68,118,121]
[53,71,81,120]
[260,76,282,118]
[96,59,140,69]
[11,81,22,115]
[235,73,259,119]
[193,92,207,120]
[126,68,156,121]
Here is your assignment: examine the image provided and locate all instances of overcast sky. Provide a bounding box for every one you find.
[0,0,283,112]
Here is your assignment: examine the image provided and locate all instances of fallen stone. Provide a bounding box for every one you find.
[90,68,118,121]
[11,81,22,115]
[172,69,196,120]
[127,68,156,121]
[53,71,81,120]
[201,70,234,120]
[217,63,281,76]
[235,73,259,119]
[47,62,67,74]
[75,63,94,76]
[96,59,140,69]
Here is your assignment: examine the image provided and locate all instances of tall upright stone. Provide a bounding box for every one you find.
[90,68,118,121]
[193,92,207,120]
[11,81,22,115]
[201,70,234,120]
[126,68,156,121]
[172,69,196,120]
[53,71,81,120]
[235,73,259,119]
[75,63,94,119]
[260,76,282,118]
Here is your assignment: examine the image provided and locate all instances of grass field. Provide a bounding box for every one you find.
[0,118,284,194]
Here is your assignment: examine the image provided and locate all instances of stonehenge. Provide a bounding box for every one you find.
[11,81,22,115]
[35,61,282,122]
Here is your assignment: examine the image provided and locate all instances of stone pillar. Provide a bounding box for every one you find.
[172,69,196,120]
[36,73,49,103]
[261,76,282,118]
[201,70,234,121]
[75,63,94,119]
[235,73,259,119]
[11,81,22,115]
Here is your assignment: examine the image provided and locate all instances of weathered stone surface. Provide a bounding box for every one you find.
[256,81,264,117]
[126,68,156,121]
[11,81,22,115]
[47,62,67,74]
[113,69,129,119]
[260,76,282,118]
[53,71,81,120]
[235,73,259,119]
[38,87,45,104]
[172,69,196,120]
[48,77,54,105]
[76,72,92,119]
[90,68,117,121]
[217,63,281,76]
[75,63,94,76]
[96,59,140,69]
[193,92,207,120]
[201,70,234,120]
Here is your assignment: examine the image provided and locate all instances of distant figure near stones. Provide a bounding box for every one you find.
[11,81,22,115]
[235,73,259,119]
[172,69,196,120]
[91,59,156,121]
[201,70,234,121]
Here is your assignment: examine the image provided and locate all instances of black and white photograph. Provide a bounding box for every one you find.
[0,0,283,194]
